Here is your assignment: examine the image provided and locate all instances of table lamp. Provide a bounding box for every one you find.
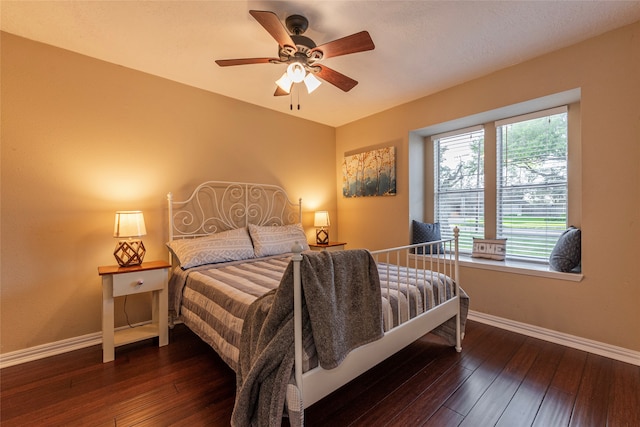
[113,210,147,267]
[314,211,330,245]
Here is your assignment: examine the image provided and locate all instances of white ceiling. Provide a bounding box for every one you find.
[2,1,640,127]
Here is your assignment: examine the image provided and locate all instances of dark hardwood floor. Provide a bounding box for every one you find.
[1,320,638,426]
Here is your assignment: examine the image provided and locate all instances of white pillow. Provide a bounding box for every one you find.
[248,223,310,257]
[167,227,254,269]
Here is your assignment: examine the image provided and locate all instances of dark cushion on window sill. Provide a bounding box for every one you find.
[412,220,444,254]
[549,226,581,272]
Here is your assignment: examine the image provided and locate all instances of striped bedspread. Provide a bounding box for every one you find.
[170,255,292,372]
[169,252,460,373]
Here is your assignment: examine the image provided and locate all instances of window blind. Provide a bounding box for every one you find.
[434,127,485,252]
[496,107,568,260]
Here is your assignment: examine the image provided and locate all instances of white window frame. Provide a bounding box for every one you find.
[410,89,581,279]
[428,106,573,262]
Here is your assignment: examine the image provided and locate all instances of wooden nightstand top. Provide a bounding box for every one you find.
[98,260,171,276]
[309,242,347,249]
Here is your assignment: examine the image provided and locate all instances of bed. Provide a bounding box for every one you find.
[166,181,468,426]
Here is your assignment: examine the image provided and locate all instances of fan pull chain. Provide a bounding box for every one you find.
[289,87,301,110]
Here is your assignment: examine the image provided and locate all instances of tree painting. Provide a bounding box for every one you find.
[342,146,396,197]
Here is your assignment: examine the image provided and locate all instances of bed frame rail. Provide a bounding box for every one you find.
[292,228,461,407]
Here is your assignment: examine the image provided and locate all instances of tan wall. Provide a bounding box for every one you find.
[2,21,639,357]
[0,33,336,354]
[336,22,640,352]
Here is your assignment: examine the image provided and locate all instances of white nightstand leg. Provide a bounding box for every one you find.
[102,276,115,363]
[156,286,169,347]
[151,290,169,347]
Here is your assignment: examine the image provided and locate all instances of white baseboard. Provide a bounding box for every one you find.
[468,310,640,366]
[3,314,638,369]
[0,332,102,369]
[0,321,153,369]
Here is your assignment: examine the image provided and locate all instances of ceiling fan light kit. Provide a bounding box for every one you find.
[215,10,375,99]
[275,62,322,94]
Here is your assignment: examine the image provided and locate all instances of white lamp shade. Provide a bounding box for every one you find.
[304,73,322,93]
[275,72,293,93]
[314,211,330,228]
[113,211,147,238]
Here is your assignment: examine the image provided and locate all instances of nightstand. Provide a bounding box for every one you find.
[98,260,170,363]
[309,242,347,252]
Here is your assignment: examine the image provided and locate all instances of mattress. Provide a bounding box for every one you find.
[169,252,458,373]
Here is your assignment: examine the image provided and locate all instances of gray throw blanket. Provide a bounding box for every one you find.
[231,250,382,427]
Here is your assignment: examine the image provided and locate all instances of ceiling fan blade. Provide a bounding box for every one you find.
[249,10,296,48]
[315,65,358,92]
[215,58,276,67]
[311,31,375,59]
[274,86,289,96]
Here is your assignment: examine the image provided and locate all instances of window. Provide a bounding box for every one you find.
[432,107,569,261]
[433,126,485,252]
[497,107,568,260]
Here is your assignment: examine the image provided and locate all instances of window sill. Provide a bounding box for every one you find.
[411,254,583,282]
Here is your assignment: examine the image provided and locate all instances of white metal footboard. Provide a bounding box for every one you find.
[292,228,461,408]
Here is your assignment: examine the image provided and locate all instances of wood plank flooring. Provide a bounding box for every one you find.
[1,320,638,426]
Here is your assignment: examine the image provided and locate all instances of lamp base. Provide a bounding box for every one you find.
[114,239,146,267]
[315,228,329,245]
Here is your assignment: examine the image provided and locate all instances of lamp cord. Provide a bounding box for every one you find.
[123,295,137,328]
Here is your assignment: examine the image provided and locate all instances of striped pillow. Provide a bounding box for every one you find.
[167,227,254,269]
[248,223,310,257]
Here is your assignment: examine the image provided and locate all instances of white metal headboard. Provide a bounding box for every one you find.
[167,181,302,241]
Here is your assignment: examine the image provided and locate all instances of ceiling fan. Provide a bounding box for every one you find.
[215,10,375,96]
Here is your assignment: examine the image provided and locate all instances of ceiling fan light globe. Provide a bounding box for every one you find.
[287,63,306,83]
[304,73,321,93]
[275,73,293,93]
